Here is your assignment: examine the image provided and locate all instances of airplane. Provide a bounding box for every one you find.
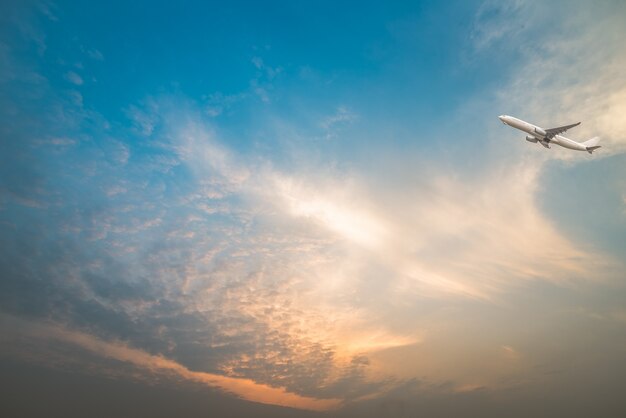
[498,115,601,154]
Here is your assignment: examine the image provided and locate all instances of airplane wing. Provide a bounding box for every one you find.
[545,122,581,138]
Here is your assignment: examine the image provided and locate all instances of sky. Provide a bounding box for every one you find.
[1,0,626,416]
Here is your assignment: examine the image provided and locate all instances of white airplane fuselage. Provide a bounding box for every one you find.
[498,115,593,152]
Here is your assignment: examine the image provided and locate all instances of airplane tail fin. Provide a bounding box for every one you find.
[582,137,601,154]
[582,136,600,147]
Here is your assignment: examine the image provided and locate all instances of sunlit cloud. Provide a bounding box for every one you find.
[267,159,605,301]
[1,1,625,415]
[0,314,341,411]
[500,345,520,361]
[272,174,388,249]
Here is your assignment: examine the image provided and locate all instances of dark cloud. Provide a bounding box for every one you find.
[0,358,320,418]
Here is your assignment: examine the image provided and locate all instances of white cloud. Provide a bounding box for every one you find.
[65,70,83,86]
[249,55,281,103]
[170,119,250,188]
[87,48,104,61]
[272,174,388,249]
[253,84,270,103]
[320,106,358,134]
[14,15,47,55]
[203,92,247,117]
[105,185,127,196]
[38,1,59,22]
[111,141,130,164]
[251,56,282,79]
[125,103,158,136]
[470,0,528,50]
[35,137,76,146]
[68,89,83,106]
[251,56,264,69]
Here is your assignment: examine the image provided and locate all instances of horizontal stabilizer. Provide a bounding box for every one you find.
[586,145,601,154]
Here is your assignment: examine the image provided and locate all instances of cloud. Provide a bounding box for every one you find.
[86,48,104,61]
[38,1,59,22]
[321,106,357,129]
[65,71,83,85]
[0,91,414,403]
[500,345,520,361]
[0,314,341,411]
[1,2,624,410]
[0,82,618,412]
[249,55,281,103]
[251,56,282,79]
[34,137,77,147]
[273,174,388,249]
[13,12,48,55]
[113,96,615,404]
[252,56,264,69]
[125,102,158,136]
[203,92,247,117]
[267,157,608,301]
[470,0,528,50]
[252,82,270,103]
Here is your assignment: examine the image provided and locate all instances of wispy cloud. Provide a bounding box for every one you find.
[65,70,83,85]
[125,102,158,136]
[37,1,59,22]
[2,2,625,413]
[251,56,282,79]
[249,55,281,103]
[0,87,618,409]
[319,106,358,139]
[0,314,341,411]
[203,92,247,117]
[267,157,606,301]
[470,0,528,50]
[86,48,104,61]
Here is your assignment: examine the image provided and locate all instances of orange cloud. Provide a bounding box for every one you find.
[0,314,341,411]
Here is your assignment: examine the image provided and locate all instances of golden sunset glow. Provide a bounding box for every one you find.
[1,1,626,417]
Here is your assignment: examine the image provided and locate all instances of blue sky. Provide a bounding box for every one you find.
[1,1,626,417]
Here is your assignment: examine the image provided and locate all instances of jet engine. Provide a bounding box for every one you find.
[526,135,538,143]
[534,127,546,137]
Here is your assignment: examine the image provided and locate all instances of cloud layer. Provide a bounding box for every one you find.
[1,1,625,416]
